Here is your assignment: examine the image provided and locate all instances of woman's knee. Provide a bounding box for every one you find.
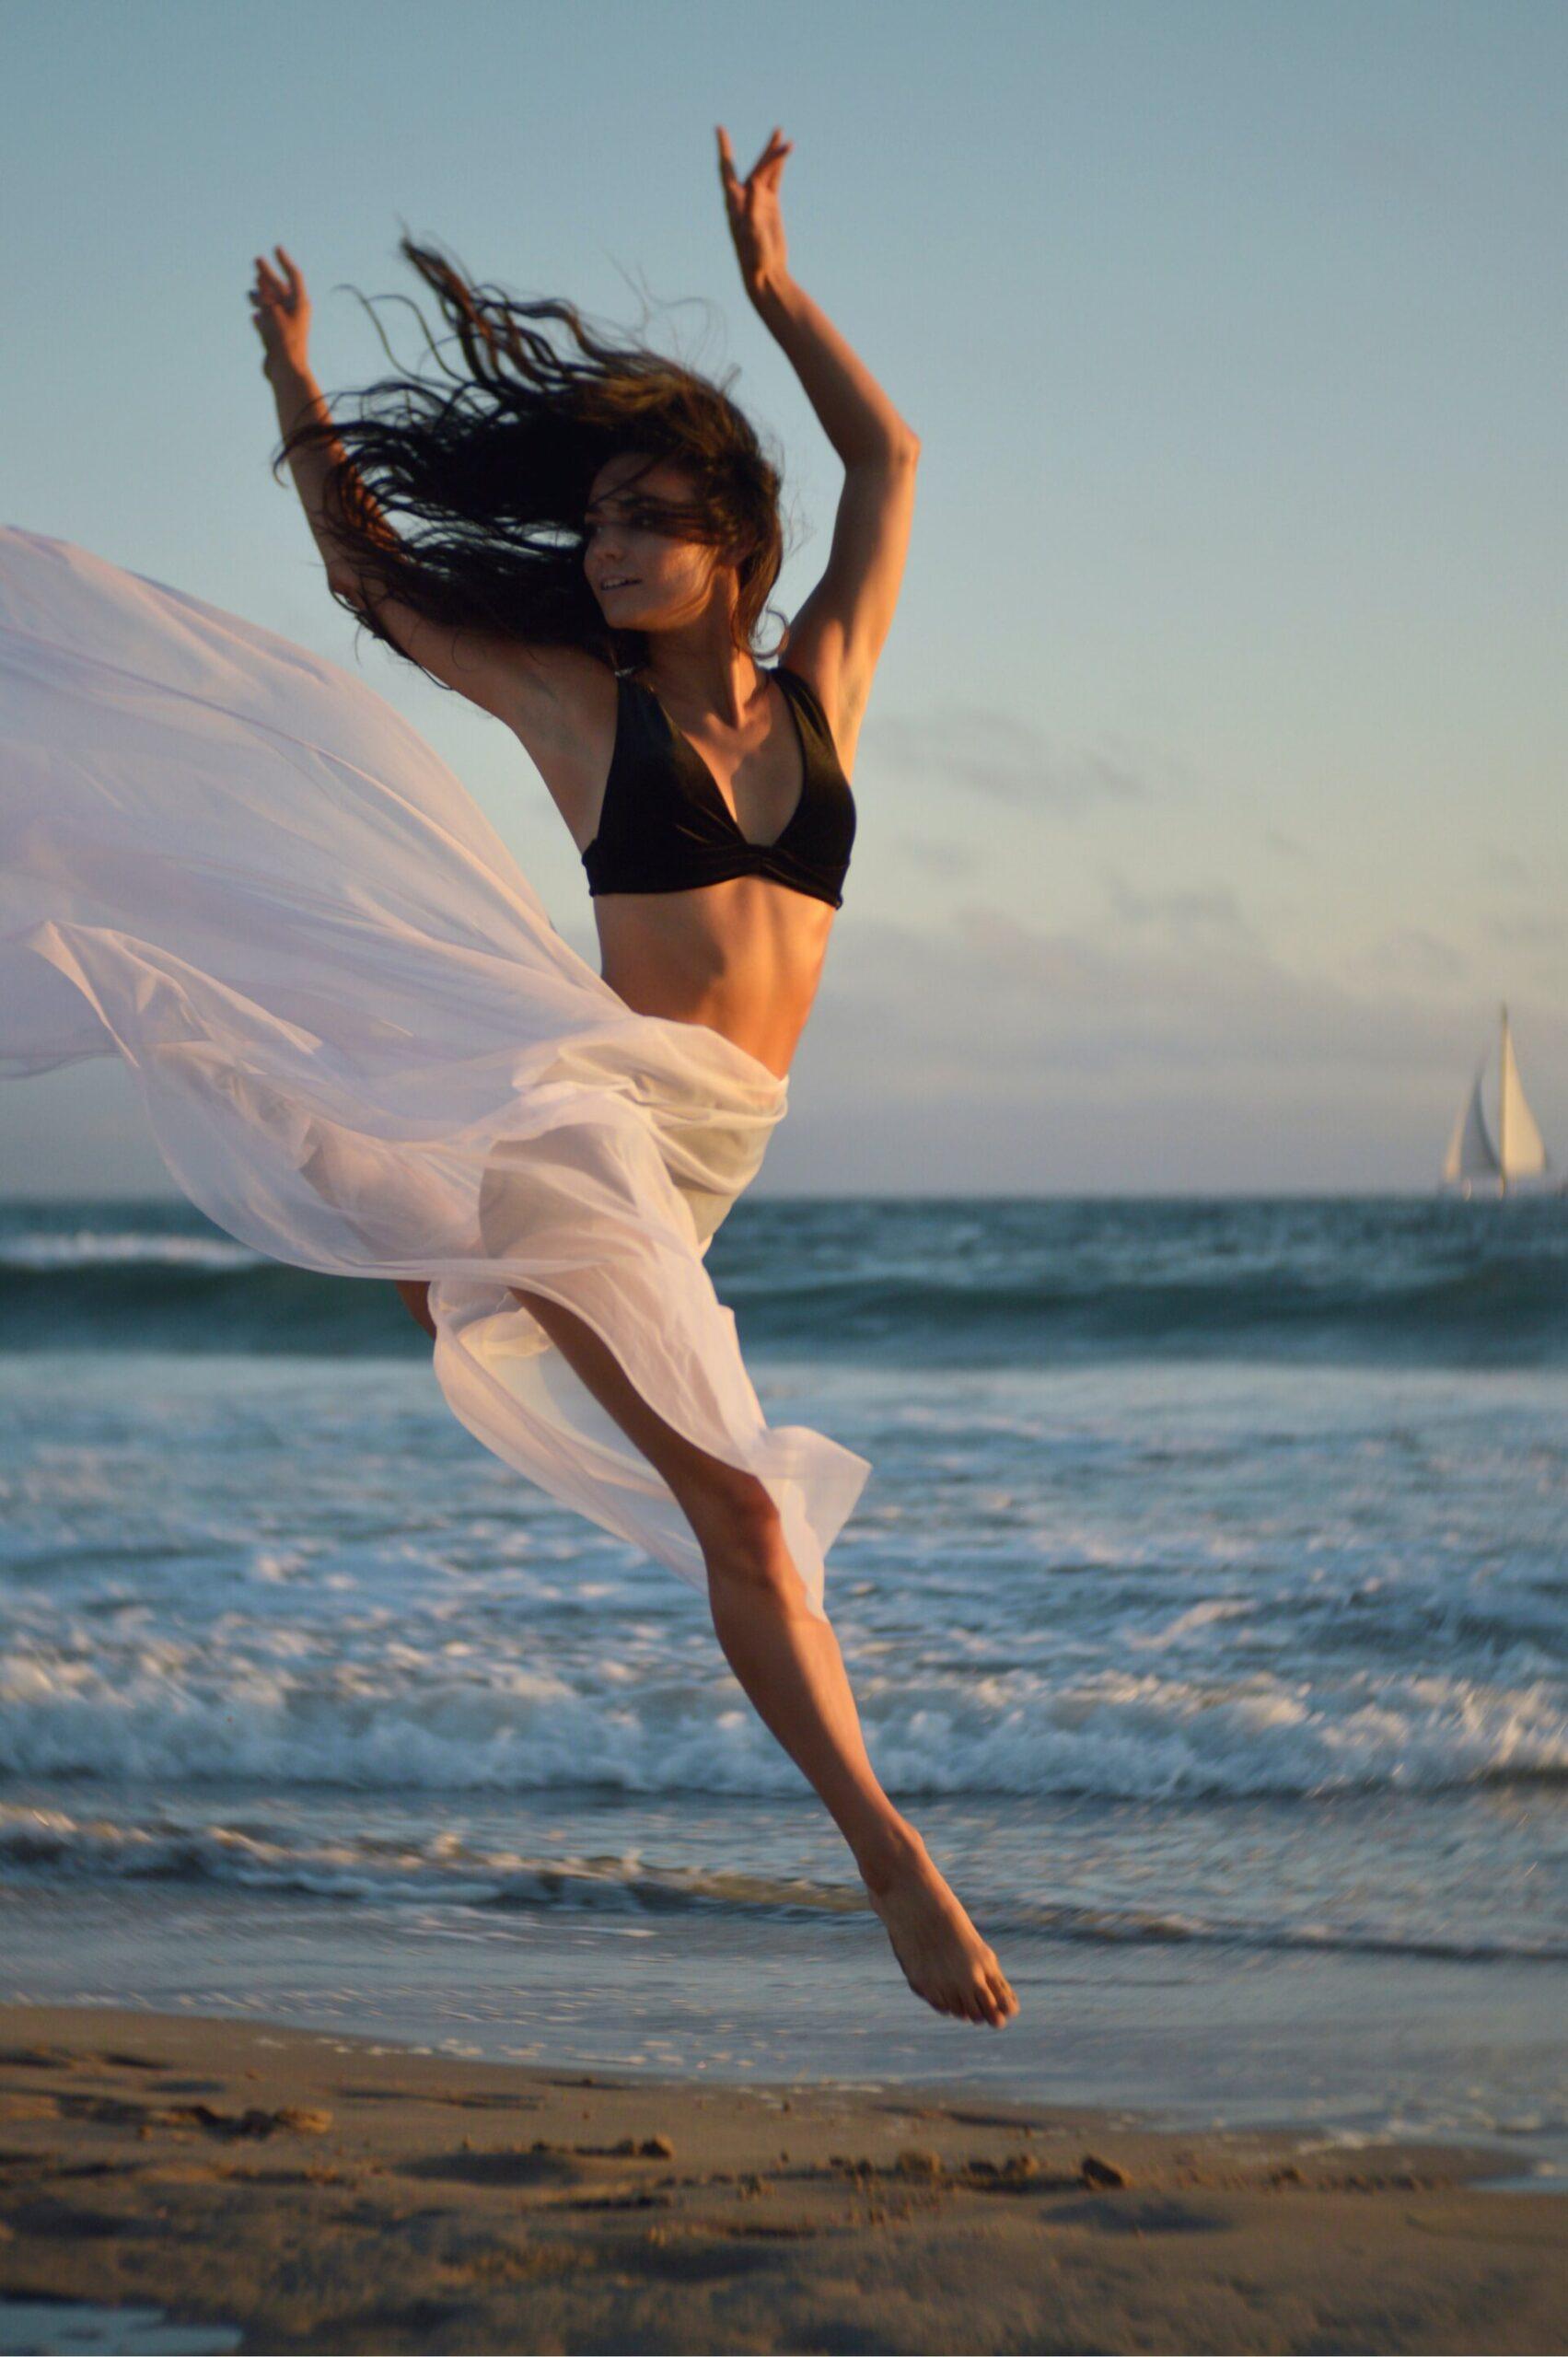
[693,1474,795,1592]
[497,1281,793,1596]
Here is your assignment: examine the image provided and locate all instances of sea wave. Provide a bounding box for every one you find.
[2,1651,1562,1802]
[1,1802,1561,1964]
[4,1197,1567,1364]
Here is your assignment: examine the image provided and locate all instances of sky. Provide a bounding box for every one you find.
[1,0,1562,1195]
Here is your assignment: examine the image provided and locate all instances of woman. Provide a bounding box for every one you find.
[0,128,1016,2029]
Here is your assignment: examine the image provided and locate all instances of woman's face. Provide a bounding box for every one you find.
[583,454,734,633]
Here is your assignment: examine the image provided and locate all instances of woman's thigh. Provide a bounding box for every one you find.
[393,1278,437,1339]
[506,1285,775,1550]
[391,1276,773,1559]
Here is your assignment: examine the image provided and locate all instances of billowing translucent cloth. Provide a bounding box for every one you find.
[0,527,868,1618]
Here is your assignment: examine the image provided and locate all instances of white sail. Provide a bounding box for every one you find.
[1443,1062,1499,1185]
[1500,1016,1549,1178]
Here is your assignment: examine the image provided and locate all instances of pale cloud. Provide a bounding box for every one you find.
[765,901,1568,1191]
[1486,911,1562,950]
[811,900,1565,1097]
[858,706,1154,810]
[1358,926,1469,984]
[889,831,986,879]
[1100,871,1252,937]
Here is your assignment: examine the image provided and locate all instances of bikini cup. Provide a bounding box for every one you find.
[582,666,855,908]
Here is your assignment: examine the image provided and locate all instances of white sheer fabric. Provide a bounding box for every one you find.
[0,527,868,1618]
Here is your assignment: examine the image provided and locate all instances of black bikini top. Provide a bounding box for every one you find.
[582,663,855,908]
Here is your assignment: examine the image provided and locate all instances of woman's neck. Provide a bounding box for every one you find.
[629,612,764,728]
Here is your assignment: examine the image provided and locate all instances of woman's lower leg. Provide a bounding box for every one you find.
[678,1495,1016,2025]
[697,1501,920,1885]
[500,1284,1017,2025]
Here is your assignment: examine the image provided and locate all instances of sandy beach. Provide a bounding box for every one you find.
[0,2005,1562,2354]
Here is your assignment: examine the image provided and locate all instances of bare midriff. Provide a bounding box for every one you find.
[593,877,836,1081]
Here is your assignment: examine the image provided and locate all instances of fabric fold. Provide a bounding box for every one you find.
[0,527,868,1618]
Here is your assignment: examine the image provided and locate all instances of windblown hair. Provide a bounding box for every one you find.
[272,235,790,683]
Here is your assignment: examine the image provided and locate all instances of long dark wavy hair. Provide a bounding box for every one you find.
[272,235,791,686]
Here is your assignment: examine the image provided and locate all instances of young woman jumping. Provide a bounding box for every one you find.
[0,128,1016,2029]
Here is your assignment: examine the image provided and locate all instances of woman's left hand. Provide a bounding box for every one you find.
[717,124,794,304]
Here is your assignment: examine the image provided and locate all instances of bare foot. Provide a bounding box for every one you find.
[862,1836,1019,2027]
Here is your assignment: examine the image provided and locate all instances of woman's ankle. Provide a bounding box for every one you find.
[853,1816,928,1895]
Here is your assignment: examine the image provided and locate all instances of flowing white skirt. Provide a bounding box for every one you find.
[0,527,868,1618]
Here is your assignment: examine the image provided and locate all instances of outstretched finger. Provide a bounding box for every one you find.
[274,243,301,289]
[715,125,741,196]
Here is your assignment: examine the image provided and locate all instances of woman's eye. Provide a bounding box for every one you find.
[584,505,669,537]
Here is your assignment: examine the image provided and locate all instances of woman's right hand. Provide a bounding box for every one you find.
[249,244,312,380]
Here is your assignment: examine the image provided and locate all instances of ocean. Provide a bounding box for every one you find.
[1,1195,1563,2187]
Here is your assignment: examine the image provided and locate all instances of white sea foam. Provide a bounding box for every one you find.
[1,1645,1563,1800]
[2,1229,261,1270]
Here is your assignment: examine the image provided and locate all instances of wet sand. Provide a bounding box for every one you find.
[0,2004,1562,2354]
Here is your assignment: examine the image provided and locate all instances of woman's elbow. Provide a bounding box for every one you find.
[851,431,921,471]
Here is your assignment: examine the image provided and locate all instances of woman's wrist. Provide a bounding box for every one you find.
[265,351,317,402]
[748,268,800,330]
[267,356,325,442]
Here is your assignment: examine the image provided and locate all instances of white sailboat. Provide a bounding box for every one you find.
[1442,1005,1553,1197]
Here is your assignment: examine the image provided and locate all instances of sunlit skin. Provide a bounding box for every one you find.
[251,126,1019,2031]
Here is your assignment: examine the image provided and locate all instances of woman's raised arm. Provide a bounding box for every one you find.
[717,130,920,464]
[250,246,540,724]
[717,130,920,758]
